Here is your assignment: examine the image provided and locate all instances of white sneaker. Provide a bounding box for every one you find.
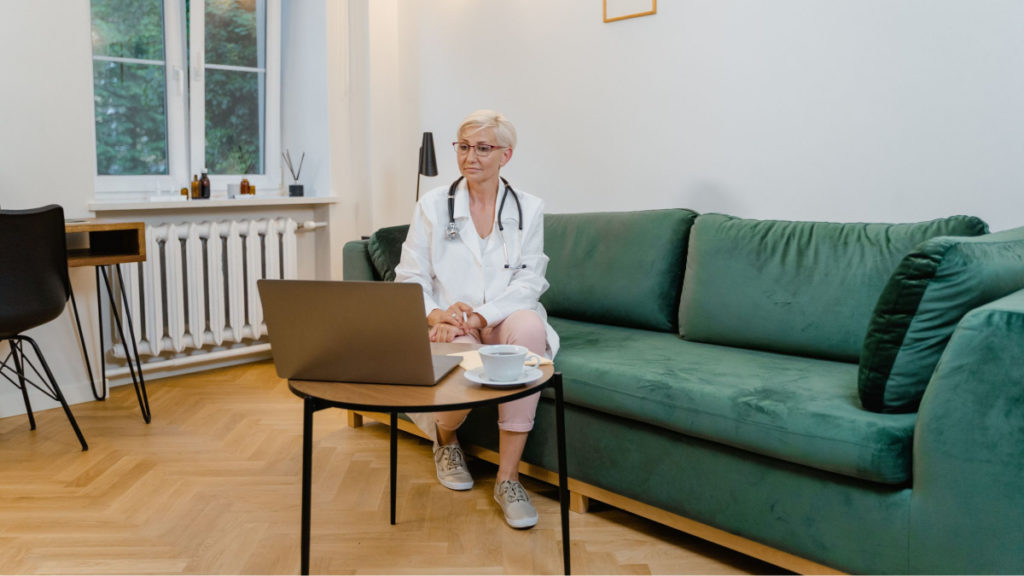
[433,444,473,491]
[494,480,538,529]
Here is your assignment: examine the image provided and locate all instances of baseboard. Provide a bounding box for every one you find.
[349,409,844,576]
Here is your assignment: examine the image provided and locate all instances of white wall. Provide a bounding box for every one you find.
[282,0,330,200]
[0,0,96,217]
[360,0,1024,232]
[0,0,104,419]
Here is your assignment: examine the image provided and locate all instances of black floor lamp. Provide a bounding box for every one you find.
[416,132,438,201]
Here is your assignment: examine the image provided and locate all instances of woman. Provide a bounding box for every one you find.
[394,109,559,529]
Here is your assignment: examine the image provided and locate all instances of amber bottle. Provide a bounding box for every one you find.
[190,175,200,199]
[200,170,211,199]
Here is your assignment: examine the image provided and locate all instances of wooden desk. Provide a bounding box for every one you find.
[288,342,571,575]
[65,221,146,268]
[65,221,151,422]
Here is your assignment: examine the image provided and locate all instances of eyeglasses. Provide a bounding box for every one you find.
[452,142,506,157]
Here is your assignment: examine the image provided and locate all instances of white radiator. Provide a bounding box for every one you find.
[111,218,298,360]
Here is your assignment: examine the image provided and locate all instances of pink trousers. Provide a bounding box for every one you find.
[436,309,547,434]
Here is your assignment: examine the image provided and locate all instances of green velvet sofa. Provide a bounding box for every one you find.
[342,209,1024,574]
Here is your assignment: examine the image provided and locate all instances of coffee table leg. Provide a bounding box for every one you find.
[301,397,314,575]
[554,372,571,574]
[390,412,398,525]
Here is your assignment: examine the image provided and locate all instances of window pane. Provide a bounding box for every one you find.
[91,0,164,60]
[205,0,261,68]
[205,68,264,174]
[93,61,169,175]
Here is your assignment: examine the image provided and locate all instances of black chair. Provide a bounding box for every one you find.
[0,205,88,450]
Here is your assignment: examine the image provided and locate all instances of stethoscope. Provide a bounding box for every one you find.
[445,176,526,270]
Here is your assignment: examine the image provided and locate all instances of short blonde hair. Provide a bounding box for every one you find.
[457,109,517,150]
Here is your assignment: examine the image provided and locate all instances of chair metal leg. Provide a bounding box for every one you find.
[19,336,88,451]
[10,340,36,430]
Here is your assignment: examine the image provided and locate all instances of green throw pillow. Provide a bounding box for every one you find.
[859,226,1024,413]
[367,225,410,282]
[542,209,698,332]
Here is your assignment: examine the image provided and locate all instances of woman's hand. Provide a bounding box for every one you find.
[429,322,464,343]
[426,303,487,342]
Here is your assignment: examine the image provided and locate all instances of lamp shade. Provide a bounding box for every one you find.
[418,132,438,177]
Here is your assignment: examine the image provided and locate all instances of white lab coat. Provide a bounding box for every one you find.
[394,180,560,358]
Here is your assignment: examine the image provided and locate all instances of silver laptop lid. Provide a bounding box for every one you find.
[258,280,459,385]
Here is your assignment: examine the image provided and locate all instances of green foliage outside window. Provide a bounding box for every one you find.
[91,0,168,176]
[205,0,264,175]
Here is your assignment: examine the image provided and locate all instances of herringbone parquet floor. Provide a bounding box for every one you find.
[0,360,784,575]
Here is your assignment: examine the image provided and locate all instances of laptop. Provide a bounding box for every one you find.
[257,280,463,385]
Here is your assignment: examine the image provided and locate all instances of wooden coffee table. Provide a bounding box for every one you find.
[288,342,571,574]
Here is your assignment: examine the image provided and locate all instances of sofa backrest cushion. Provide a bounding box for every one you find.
[679,214,989,362]
[542,209,698,332]
[367,225,410,282]
[343,240,378,281]
[859,226,1024,413]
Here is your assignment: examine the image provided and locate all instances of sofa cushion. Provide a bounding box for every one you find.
[367,225,410,282]
[542,209,697,332]
[343,240,377,281]
[679,214,988,362]
[549,317,917,485]
[859,226,1024,413]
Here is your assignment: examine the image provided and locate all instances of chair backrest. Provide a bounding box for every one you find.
[0,205,71,338]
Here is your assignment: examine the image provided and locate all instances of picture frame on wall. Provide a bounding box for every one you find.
[603,0,657,23]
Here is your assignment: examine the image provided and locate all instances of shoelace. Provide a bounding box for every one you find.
[498,481,530,504]
[437,445,466,472]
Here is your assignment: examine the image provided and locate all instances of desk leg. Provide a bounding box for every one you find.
[301,397,314,576]
[390,412,398,526]
[554,372,571,575]
[97,269,108,400]
[115,265,151,422]
[68,284,102,401]
[99,265,152,423]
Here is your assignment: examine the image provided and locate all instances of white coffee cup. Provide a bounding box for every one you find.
[478,345,541,382]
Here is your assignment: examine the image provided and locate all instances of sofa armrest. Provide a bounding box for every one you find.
[343,239,378,281]
[909,288,1024,573]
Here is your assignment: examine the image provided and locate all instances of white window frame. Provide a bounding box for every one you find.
[92,0,187,196]
[92,0,280,198]
[189,0,281,194]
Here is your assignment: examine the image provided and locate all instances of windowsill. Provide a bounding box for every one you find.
[89,195,338,213]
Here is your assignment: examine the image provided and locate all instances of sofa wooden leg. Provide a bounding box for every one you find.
[570,491,590,514]
[347,410,363,428]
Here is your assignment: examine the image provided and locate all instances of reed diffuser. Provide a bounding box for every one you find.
[283,150,305,197]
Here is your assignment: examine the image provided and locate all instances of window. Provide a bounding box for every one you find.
[90,0,280,197]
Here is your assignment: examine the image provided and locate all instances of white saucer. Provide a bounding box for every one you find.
[464,366,543,388]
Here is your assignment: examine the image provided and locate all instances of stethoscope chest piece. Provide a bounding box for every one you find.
[445,220,459,240]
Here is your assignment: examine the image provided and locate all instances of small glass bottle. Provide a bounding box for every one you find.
[190,175,200,199]
[240,177,251,196]
[200,169,211,199]
[180,187,189,199]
